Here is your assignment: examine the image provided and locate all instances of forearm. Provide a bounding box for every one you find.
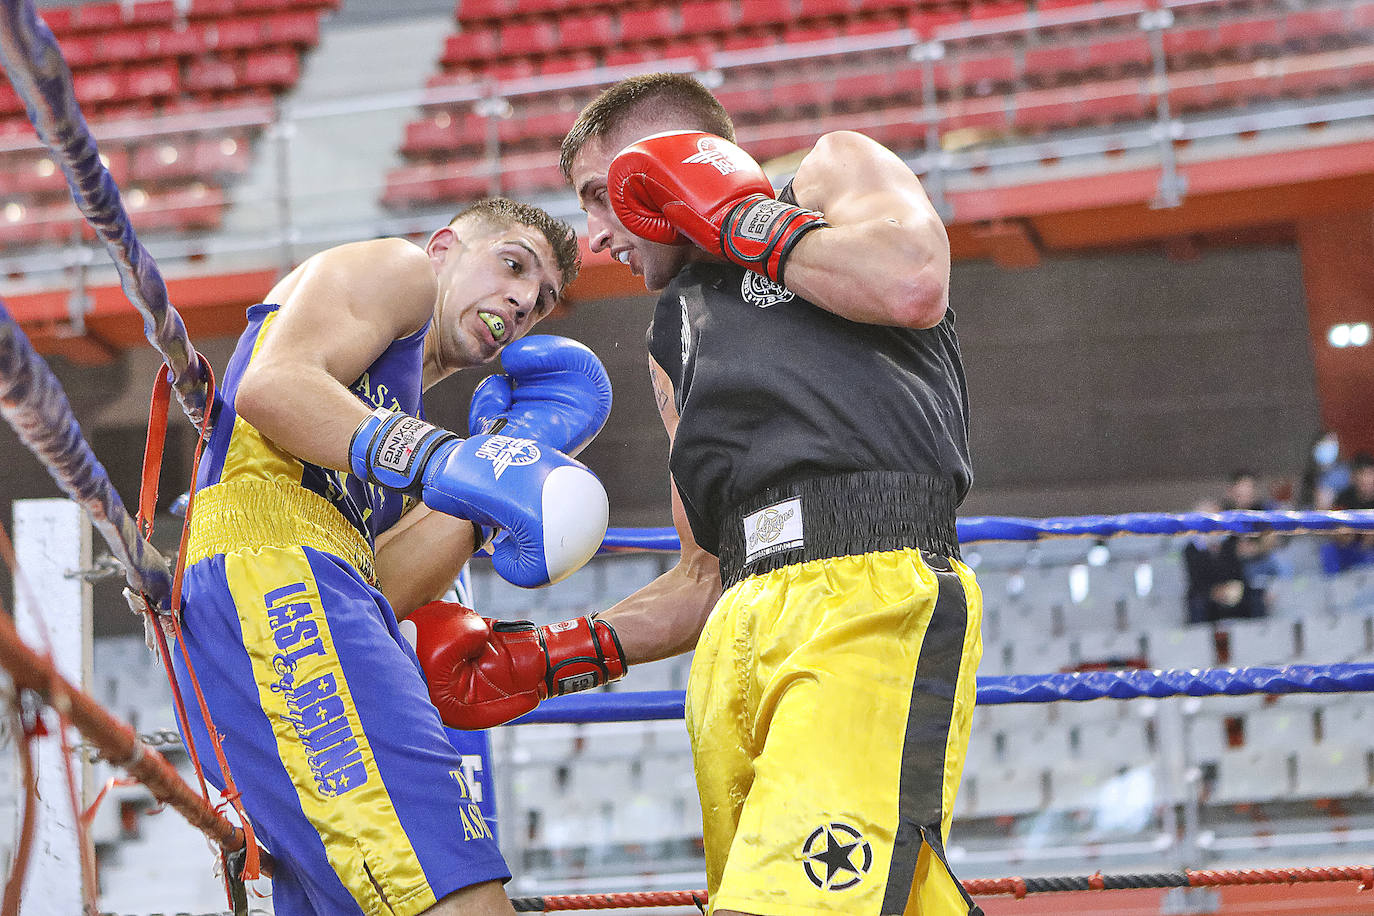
[375,506,477,619]
[236,363,373,472]
[600,549,721,665]
[782,220,948,327]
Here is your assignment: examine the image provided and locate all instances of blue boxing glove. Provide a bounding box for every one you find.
[350,409,608,587]
[468,335,612,458]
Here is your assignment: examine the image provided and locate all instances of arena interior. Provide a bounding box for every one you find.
[2,0,1374,911]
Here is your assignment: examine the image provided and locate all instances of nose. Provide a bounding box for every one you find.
[507,286,537,323]
[587,213,612,253]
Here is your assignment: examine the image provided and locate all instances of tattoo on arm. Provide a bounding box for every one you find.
[651,364,670,414]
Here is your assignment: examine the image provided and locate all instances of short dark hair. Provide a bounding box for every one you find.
[450,197,581,292]
[559,72,736,182]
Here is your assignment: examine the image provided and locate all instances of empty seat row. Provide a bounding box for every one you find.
[50,11,320,70]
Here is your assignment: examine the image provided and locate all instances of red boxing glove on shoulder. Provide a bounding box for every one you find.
[403,600,628,730]
[609,130,828,286]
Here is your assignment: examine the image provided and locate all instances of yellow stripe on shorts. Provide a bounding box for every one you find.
[225,547,435,915]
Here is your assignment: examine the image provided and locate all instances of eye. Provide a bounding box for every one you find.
[505,256,522,274]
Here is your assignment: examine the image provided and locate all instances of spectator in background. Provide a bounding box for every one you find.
[1299,430,1351,510]
[1184,500,1268,624]
[1221,469,1284,590]
[1321,452,1374,573]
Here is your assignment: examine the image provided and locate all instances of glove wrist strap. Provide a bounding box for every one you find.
[541,615,629,697]
[720,194,828,286]
[349,408,460,495]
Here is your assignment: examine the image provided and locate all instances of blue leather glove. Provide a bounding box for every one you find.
[468,335,612,458]
[350,409,607,586]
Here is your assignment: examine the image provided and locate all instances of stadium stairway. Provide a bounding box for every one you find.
[218,0,454,250]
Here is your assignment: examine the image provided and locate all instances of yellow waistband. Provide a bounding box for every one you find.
[185,479,376,584]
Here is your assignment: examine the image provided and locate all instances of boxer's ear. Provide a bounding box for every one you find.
[426,225,462,267]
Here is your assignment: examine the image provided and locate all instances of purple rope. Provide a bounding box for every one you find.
[0,0,208,426]
[0,301,172,606]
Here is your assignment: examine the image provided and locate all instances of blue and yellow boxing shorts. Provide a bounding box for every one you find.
[173,481,507,916]
[690,473,983,916]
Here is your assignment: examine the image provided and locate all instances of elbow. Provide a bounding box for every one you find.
[234,365,277,430]
[889,263,948,329]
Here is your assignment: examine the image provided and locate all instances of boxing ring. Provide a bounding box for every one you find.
[3,0,1374,912]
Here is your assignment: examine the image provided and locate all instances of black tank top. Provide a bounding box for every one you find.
[647,186,973,557]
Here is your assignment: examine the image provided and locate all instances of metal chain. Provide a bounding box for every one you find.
[73,727,183,762]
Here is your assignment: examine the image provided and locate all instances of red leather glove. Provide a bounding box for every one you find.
[404,600,628,730]
[609,130,828,285]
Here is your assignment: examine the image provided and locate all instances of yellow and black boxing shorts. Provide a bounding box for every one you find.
[688,473,984,916]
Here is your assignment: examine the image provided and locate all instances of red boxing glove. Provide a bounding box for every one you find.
[404,600,628,730]
[609,130,828,286]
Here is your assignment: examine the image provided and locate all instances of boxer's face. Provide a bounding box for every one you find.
[571,129,693,292]
[427,222,561,369]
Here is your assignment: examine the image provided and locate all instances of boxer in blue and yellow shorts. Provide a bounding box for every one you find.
[420,75,985,914]
[174,198,613,916]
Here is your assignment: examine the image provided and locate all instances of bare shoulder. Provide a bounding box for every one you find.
[273,237,435,333]
[792,131,920,207]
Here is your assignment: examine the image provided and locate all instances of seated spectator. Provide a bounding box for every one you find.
[1221,469,1284,596]
[1321,452,1374,573]
[1184,499,1268,623]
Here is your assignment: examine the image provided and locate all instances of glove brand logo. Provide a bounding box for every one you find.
[735,198,790,243]
[474,435,541,480]
[801,822,872,891]
[376,415,429,474]
[682,137,739,176]
[741,271,794,308]
[743,496,804,564]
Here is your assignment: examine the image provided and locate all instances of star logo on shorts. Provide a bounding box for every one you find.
[802,822,872,891]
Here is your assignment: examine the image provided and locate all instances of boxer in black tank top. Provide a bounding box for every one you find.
[440,73,986,916]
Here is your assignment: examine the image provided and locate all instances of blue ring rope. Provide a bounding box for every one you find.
[0,0,209,425]
[601,509,1374,553]
[513,662,1374,724]
[0,300,172,605]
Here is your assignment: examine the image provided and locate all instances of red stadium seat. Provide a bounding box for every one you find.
[1078,88,1150,123]
[910,8,965,38]
[59,35,98,69]
[40,7,75,34]
[798,0,855,18]
[844,12,906,36]
[382,161,490,210]
[128,0,177,26]
[0,81,22,117]
[1167,81,1219,112]
[1355,1,1374,29]
[238,0,295,12]
[969,1,1027,24]
[486,58,538,81]
[185,57,241,94]
[1081,35,1152,74]
[126,62,180,100]
[261,11,321,47]
[738,0,791,29]
[539,51,597,75]
[500,19,558,56]
[558,11,615,51]
[191,134,253,177]
[443,28,501,63]
[958,52,1018,91]
[1283,7,1347,43]
[1162,26,1218,62]
[211,18,266,52]
[188,0,238,19]
[720,30,777,52]
[97,29,151,63]
[1023,44,1083,84]
[831,70,890,103]
[1215,16,1281,55]
[148,26,210,58]
[772,78,829,110]
[75,2,124,32]
[619,7,676,43]
[782,21,840,42]
[680,0,737,35]
[241,48,301,90]
[1012,97,1079,132]
[72,70,123,107]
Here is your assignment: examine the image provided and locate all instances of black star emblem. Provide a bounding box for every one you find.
[802,823,872,891]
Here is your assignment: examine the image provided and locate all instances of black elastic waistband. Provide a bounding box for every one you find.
[715,471,960,589]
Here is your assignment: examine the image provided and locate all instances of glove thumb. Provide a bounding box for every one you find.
[468,373,515,437]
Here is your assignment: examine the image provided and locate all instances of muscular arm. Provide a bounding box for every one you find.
[781,130,951,329]
[234,238,438,471]
[598,358,721,663]
[375,505,479,619]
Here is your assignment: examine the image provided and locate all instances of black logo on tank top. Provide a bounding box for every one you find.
[741,271,795,309]
[802,822,872,891]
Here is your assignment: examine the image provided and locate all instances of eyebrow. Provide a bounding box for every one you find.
[576,178,604,203]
